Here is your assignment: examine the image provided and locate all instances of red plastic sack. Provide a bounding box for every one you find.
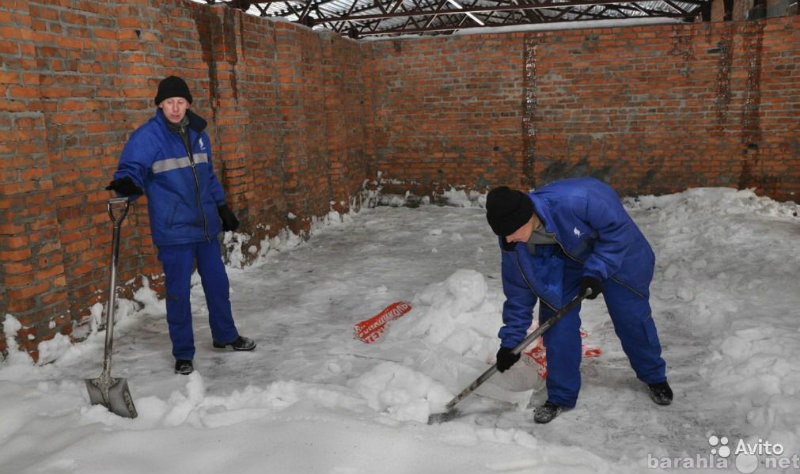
[522,327,602,378]
[354,301,413,343]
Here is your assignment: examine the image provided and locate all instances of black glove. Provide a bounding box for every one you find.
[579,276,602,300]
[496,347,521,373]
[218,204,240,232]
[105,177,143,196]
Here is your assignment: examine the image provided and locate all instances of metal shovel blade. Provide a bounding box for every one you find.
[426,293,588,425]
[85,375,138,419]
[427,408,462,425]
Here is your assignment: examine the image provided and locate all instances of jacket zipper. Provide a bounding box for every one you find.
[180,125,210,241]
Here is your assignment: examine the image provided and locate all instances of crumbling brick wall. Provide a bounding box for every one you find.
[1,0,797,360]
[0,0,368,359]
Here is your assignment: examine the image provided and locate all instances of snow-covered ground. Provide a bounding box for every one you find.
[1,187,799,474]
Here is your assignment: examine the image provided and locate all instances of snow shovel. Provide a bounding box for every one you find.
[85,197,138,418]
[427,291,588,424]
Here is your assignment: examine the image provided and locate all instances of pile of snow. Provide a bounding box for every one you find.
[1,186,799,474]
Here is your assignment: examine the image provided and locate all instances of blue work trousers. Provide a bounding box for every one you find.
[540,257,667,408]
[158,239,239,360]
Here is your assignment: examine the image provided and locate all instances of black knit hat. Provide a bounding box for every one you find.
[154,76,193,105]
[486,186,534,236]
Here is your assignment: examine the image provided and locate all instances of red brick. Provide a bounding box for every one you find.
[2,4,799,361]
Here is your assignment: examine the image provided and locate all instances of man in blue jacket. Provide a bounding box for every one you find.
[486,178,671,423]
[107,76,255,375]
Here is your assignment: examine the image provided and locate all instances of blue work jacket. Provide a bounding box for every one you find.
[498,177,655,348]
[114,109,226,247]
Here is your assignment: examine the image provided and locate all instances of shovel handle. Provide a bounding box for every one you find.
[101,198,130,377]
[108,197,130,226]
[443,292,588,411]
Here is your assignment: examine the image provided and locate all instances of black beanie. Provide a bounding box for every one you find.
[154,76,193,105]
[486,186,534,236]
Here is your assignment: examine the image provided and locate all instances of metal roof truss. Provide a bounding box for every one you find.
[201,0,710,39]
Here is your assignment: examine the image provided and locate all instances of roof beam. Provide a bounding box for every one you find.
[308,0,683,24]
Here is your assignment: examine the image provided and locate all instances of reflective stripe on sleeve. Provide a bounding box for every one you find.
[152,153,209,174]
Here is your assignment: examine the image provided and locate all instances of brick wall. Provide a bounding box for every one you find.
[366,19,800,200]
[1,0,798,359]
[0,0,368,359]
[524,21,800,197]
[365,35,529,196]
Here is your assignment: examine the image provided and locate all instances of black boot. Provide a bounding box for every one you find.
[533,401,563,424]
[175,359,193,375]
[213,335,256,351]
[648,381,673,405]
